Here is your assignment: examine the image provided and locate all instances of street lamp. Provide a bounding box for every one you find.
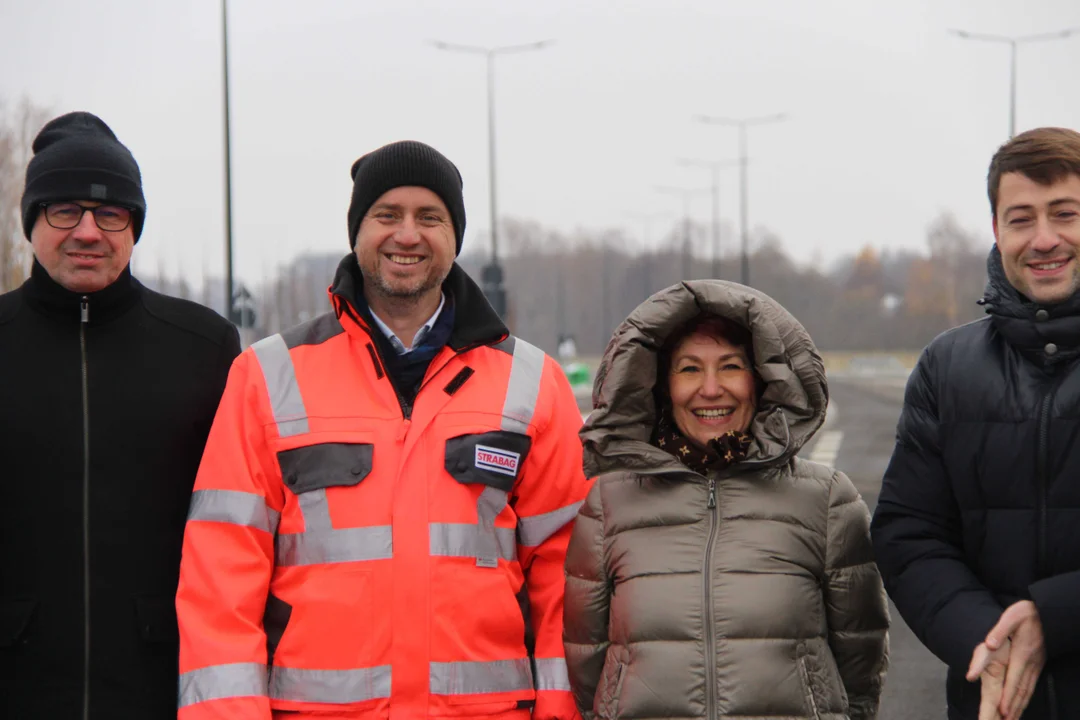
[627,210,673,299]
[430,39,554,320]
[696,113,788,287]
[221,0,236,325]
[949,27,1080,138]
[678,158,739,279]
[656,186,711,281]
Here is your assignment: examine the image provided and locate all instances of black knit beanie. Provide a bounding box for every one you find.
[21,111,146,242]
[347,140,466,254]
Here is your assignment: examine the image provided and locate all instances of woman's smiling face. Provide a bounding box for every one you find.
[667,331,757,449]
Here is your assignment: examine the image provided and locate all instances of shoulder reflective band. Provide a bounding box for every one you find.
[251,333,309,438]
[501,338,545,434]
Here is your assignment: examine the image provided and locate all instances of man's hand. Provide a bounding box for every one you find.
[968,638,1008,720]
[968,600,1046,720]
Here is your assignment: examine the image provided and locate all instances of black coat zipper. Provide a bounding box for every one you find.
[79,297,90,720]
[703,476,718,719]
[1035,385,1058,720]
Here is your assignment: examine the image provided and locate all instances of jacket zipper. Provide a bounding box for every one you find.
[1036,385,1061,720]
[80,297,91,720]
[703,476,718,719]
[798,655,821,719]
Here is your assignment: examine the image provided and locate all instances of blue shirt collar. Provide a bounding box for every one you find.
[368,292,446,355]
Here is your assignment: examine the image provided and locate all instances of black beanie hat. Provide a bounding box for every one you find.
[21,111,146,242]
[347,140,466,254]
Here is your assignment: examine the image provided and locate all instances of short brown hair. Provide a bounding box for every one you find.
[988,127,1080,217]
[657,314,754,383]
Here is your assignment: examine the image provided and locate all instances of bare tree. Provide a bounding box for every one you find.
[0,97,50,292]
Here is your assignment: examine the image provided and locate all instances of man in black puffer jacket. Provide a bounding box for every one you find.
[873,127,1080,720]
[0,112,240,718]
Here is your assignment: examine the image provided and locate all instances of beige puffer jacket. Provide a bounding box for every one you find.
[564,280,889,720]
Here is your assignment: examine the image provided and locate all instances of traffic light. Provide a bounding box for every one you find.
[230,284,257,328]
[481,262,507,319]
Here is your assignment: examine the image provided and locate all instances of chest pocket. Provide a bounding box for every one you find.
[444,431,532,567]
[278,443,374,532]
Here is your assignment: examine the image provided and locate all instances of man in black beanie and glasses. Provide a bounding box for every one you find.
[0,111,240,719]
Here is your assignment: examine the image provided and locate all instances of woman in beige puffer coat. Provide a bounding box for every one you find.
[563,280,889,720]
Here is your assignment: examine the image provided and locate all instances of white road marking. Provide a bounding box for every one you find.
[809,430,844,469]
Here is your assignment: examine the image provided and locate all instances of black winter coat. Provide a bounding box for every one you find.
[872,247,1080,720]
[0,261,239,719]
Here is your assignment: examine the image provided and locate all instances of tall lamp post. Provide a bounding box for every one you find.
[696,113,787,287]
[221,0,235,324]
[430,39,554,320]
[656,186,710,281]
[678,157,739,279]
[949,27,1080,138]
[628,210,673,300]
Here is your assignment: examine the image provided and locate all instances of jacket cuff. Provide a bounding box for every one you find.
[1029,572,1080,659]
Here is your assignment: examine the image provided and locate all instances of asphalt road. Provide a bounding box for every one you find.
[817,375,950,720]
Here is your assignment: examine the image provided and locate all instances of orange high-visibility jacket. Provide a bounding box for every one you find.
[176,258,587,720]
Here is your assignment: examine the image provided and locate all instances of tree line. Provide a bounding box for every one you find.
[1,97,992,356]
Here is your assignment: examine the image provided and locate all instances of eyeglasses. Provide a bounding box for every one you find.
[41,202,133,232]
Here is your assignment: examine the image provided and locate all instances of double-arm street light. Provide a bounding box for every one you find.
[949,27,1080,139]
[678,158,739,279]
[695,113,787,287]
[430,39,554,319]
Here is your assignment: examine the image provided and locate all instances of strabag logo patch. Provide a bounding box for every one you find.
[475,445,521,477]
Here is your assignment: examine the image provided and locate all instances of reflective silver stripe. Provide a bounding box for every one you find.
[188,489,280,535]
[276,525,393,566]
[534,657,571,692]
[251,334,309,437]
[179,662,268,708]
[269,665,392,703]
[475,487,510,568]
[429,523,516,562]
[517,501,584,547]
[430,658,533,696]
[501,339,545,434]
[297,489,333,531]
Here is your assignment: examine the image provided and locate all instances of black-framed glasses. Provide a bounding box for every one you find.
[41,202,133,232]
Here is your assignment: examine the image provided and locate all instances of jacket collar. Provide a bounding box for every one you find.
[23,259,141,325]
[981,245,1080,366]
[328,253,508,351]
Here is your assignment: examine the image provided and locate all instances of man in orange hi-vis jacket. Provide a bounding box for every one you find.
[176,140,587,720]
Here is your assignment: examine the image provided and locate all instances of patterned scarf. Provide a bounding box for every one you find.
[653,409,752,475]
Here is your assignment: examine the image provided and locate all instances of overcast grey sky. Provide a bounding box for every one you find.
[3,0,1080,289]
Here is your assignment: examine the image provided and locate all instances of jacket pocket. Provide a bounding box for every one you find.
[278,442,373,494]
[598,660,626,720]
[0,599,36,648]
[445,431,533,491]
[264,593,293,666]
[134,594,178,644]
[797,655,822,720]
